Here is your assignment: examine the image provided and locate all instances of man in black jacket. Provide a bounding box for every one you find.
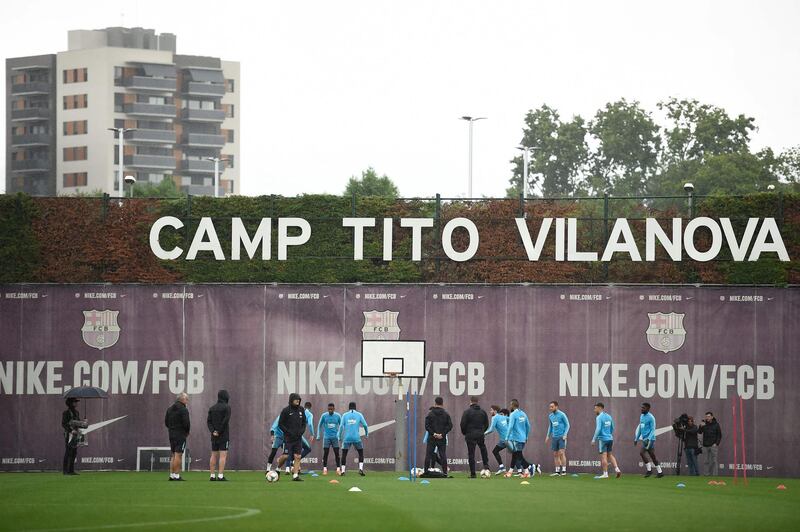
[207,389,231,481]
[699,411,722,476]
[165,392,190,481]
[61,398,81,475]
[424,396,453,475]
[276,393,307,481]
[683,416,700,476]
[460,396,490,478]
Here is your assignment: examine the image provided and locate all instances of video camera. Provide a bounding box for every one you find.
[672,413,689,439]
[68,419,88,447]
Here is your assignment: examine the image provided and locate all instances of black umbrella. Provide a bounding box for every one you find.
[63,386,109,399]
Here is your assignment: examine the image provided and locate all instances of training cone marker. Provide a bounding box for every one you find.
[420,480,430,484]
[520,480,530,485]
[777,485,787,490]
[329,480,339,484]
[707,481,717,485]
[348,487,362,492]
[676,483,686,488]
[398,476,409,481]
[311,473,319,477]
[571,473,579,478]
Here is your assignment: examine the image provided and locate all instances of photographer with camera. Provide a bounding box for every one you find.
[699,411,722,476]
[61,398,81,475]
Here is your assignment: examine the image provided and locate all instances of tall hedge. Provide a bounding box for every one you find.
[0,193,796,284]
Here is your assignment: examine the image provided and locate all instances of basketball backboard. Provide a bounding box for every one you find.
[361,340,425,378]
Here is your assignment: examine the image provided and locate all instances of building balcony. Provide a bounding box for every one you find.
[121,76,176,91]
[123,154,176,169]
[183,82,225,97]
[123,103,176,117]
[181,108,225,122]
[11,82,51,95]
[128,129,177,144]
[180,159,216,173]
[182,133,225,147]
[11,134,50,147]
[11,159,49,172]
[11,108,50,121]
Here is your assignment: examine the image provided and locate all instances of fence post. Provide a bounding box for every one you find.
[518,193,525,218]
[101,193,109,221]
[689,191,696,219]
[603,193,609,282]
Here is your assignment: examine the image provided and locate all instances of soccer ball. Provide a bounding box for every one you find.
[265,470,279,483]
[480,469,492,479]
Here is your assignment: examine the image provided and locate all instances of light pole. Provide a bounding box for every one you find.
[460,116,486,198]
[205,156,229,198]
[108,127,137,197]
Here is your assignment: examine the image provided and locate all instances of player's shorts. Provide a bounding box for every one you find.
[508,441,525,452]
[271,436,284,449]
[323,437,339,449]
[550,437,566,451]
[211,437,230,452]
[494,441,508,450]
[283,439,303,456]
[598,440,613,454]
[641,440,655,451]
[169,437,186,453]
[342,441,363,450]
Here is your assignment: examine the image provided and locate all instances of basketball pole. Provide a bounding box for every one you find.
[393,374,407,473]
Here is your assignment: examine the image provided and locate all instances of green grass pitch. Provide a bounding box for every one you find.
[0,471,797,531]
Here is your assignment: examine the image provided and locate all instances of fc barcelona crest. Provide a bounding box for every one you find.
[646,312,686,354]
[362,310,400,340]
[81,310,121,350]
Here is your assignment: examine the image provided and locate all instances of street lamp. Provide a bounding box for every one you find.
[459,116,487,198]
[516,146,539,201]
[108,127,137,197]
[205,156,229,198]
[684,182,694,217]
[124,175,137,198]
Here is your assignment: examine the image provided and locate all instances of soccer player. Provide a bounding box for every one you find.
[265,415,283,473]
[276,393,307,482]
[424,397,453,476]
[206,389,231,481]
[317,403,342,475]
[485,406,511,475]
[634,402,663,478]
[460,396,490,478]
[545,400,570,476]
[164,392,190,481]
[591,402,620,479]
[506,399,539,477]
[339,401,369,476]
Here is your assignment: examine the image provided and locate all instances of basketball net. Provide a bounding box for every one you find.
[384,372,404,400]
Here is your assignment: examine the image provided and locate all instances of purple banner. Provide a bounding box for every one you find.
[0,284,797,476]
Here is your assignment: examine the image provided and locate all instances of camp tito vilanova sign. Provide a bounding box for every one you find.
[149,216,790,263]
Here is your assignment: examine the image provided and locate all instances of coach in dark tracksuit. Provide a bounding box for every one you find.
[276,393,307,481]
[207,389,231,481]
[460,396,490,478]
[165,392,190,481]
[61,398,80,475]
[425,396,453,475]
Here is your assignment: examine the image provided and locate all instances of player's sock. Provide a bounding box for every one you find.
[656,465,662,474]
[359,462,364,471]
[614,466,620,473]
[645,463,652,472]
[341,465,346,473]
[210,473,216,480]
[218,474,224,479]
[266,464,271,472]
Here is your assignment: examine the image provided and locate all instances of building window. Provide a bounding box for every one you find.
[63,94,88,109]
[225,79,235,92]
[63,120,88,135]
[63,146,88,161]
[226,155,235,168]
[225,104,235,118]
[224,129,234,143]
[63,172,88,187]
[63,68,88,84]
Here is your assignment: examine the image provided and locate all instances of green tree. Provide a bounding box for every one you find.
[131,177,185,198]
[588,99,661,196]
[344,167,399,198]
[508,105,588,197]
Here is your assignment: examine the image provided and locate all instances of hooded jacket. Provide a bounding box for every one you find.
[165,400,190,439]
[425,406,453,440]
[207,390,231,438]
[699,418,722,447]
[460,403,489,441]
[278,393,307,442]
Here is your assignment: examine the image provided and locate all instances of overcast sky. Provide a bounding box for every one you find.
[2,0,799,197]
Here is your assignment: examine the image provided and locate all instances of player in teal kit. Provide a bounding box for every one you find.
[634,402,663,478]
[591,402,621,479]
[485,406,511,475]
[316,403,342,475]
[506,399,540,477]
[338,402,369,476]
[265,415,283,473]
[545,401,570,476]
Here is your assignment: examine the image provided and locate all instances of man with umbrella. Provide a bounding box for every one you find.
[61,398,81,475]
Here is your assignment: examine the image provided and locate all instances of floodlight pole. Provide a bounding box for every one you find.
[460,116,487,197]
[108,127,136,197]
